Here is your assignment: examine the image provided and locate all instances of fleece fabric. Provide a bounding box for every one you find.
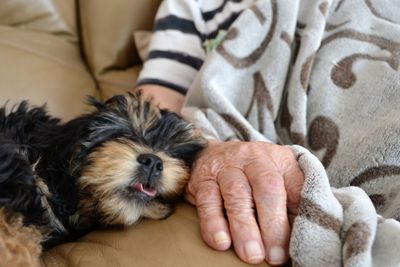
[182,0,400,266]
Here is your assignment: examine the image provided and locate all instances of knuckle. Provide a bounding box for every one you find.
[223,178,251,196]
[230,141,260,157]
[225,197,255,212]
[196,181,220,202]
[193,157,222,178]
[245,142,263,155]
[259,218,290,243]
[225,202,256,224]
[198,203,223,218]
[228,210,256,225]
[258,192,287,212]
[257,194,288,222]
[265,175,285,192]
[265,198,287,211]
[254,174,285,196]
[224,195,255,221]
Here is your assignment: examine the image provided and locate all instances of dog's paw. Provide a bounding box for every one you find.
[143,201,175,220]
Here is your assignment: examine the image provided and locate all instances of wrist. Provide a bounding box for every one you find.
[134,85,185,114]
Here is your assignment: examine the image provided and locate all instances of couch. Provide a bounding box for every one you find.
[0,0,266,266]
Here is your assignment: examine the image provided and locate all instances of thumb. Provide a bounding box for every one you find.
[183,182,196,205]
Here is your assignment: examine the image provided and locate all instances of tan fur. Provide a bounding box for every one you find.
[157,152,190,198]
[0,209,42,267]
[143,201,172,220]
[78,138,189,226]
[78,139,145,225]
[124,93,161,135]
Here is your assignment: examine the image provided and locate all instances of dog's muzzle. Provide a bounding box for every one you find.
[130,153,164,198]
[137,153,163,178]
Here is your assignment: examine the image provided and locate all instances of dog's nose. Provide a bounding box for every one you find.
[137,154,163,177]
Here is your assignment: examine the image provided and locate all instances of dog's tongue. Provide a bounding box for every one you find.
[132,183,157,197]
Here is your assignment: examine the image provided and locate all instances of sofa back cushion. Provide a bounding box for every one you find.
[80,0,161,74]
[79,0,161,99]
[0,0,77,42]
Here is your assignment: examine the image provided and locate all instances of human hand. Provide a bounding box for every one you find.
[184,141,304,265]
[135,85,185,114]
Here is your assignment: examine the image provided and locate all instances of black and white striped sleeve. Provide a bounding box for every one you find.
[136,0,254,94]
[136,0,206,95]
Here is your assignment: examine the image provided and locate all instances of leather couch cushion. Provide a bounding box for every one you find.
[42,203,259,267]
[0,0,77,43]
[0,26,97,120]
[96,65,142,100]
[79,0,161,99]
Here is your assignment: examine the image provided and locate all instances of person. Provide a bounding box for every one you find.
[134,1,305,265]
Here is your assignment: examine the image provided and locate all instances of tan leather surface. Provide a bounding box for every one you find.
[42,203,266,267]
[97,65,142,100]
[0,0,77,43]
[52,0,78,42]
[0,26,97,120]
[79,0,161,99]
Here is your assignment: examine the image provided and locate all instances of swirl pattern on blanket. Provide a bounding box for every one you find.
[182,0,400,266]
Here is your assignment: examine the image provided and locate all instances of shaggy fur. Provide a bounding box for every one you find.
[0,92,206,265]
[0,209,42,267]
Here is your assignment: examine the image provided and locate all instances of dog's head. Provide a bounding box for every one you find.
[72,92,206,226]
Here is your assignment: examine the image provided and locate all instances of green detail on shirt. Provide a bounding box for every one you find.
[203,30,227,54]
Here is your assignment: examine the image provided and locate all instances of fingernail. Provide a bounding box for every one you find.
[269,246,286,265]
[213,231,230,247]
[244,241,264,263]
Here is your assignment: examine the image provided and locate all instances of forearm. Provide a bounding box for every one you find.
[133,85,185,114]
[133,0,206,113]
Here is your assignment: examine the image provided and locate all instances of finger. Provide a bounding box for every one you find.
[283,159,305,217]
[195,179,231,251]
[246,160,290,266]
[183,181,196,205]
[218,167,266,264]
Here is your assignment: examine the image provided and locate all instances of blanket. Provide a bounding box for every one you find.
[182,0,400,266]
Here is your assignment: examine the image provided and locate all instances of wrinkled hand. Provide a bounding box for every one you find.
[185,141,304,265]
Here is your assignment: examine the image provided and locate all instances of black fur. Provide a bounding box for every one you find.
[0,93,206,249]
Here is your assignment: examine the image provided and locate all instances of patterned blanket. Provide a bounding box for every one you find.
[182,0,400,266]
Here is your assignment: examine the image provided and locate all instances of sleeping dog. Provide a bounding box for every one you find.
[0,92,206,266]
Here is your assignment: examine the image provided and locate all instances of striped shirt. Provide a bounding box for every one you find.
[136,0,255,95]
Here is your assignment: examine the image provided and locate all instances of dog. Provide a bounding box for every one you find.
[0,92,206,266]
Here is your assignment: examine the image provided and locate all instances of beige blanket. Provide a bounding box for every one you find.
[182,0,400,266]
